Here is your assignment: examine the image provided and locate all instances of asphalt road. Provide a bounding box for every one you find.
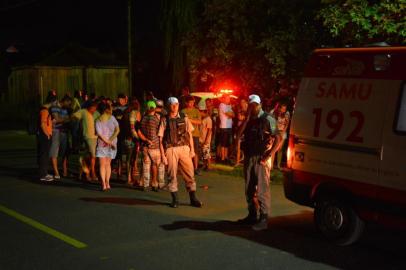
[0,131,405,270]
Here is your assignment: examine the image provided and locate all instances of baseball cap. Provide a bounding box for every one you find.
[248,94,261,104]
[146,100,156,109]
[167,97,179,105]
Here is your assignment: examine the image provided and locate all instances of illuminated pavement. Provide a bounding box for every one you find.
[0,131,405,270]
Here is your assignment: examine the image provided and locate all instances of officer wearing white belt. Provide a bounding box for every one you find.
[159,97,203,208]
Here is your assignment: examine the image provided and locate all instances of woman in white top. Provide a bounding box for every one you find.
[95,103,120,191]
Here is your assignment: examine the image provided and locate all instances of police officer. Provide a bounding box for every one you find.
[237,94,281,230]
[158,97,203,208]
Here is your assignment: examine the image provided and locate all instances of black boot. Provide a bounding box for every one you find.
[189,191,203,208]
[236,212,258,225]
[170,192,179,208]
[252,213,268,231]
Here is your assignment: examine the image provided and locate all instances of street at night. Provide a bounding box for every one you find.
[1,1,405,270]
[0,131,405,270]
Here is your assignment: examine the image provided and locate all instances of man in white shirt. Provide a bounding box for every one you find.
[218,94,234,163]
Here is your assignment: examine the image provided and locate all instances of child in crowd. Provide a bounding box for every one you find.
[199,102,213,171]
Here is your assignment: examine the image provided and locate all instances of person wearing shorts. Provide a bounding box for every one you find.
[49,95,72,179]
[199,102,212,170]
[73,100,99,181]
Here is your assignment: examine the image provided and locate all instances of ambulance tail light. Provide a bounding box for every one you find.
[286,135,296,169]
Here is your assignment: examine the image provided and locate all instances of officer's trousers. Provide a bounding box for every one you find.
[166,145,196,192]
[244,155,272,216]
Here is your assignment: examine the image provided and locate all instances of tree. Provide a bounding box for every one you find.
[159,0,198,95]
[183,0,320,95]
[318,0,406,46]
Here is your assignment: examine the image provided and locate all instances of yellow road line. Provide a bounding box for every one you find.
[0,204,87,249]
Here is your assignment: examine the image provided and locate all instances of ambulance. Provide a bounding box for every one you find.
[284,46,406,245]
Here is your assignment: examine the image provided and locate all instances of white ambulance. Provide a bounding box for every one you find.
[284,46,406,245]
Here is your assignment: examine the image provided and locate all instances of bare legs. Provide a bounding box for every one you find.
[193,154,198,170]
[99,158,106,189]
[51,157,68,177]
[51,157,60,177]
[151,164,158,188]
[203,157,211,170]
[221,146,228,161]
[62,157,68,177]
[90,157,97,180]
[106,158,111,188]
[99,157,112,191]
[127,149,139,185]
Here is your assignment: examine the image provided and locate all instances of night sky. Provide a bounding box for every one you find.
[0,0,165,94]
[0,0,158,60]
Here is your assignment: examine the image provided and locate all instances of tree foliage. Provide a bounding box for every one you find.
[183,0,320,94]
[160,0,405,95]
[160,0,198,94]
[319,0,406,45]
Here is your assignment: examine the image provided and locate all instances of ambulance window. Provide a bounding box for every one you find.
[374,54,391,71]
[395,85,406,133]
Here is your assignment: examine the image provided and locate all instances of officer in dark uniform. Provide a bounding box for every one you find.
[158,97,202,208]
[237,94,281,230]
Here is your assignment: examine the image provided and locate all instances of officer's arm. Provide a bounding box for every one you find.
[189,131,195,154]
[159,136,168,165]
[158,119,167,161]
[186,117,195,154]
[261,134,281,162]
[260,116,280,162]
[159,136,165,157]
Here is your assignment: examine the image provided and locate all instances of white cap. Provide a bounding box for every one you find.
[167,97,179,105]
[249,94,261,104]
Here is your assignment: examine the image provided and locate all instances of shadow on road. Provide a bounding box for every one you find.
[80,197,168,206]
[161,212,406,270]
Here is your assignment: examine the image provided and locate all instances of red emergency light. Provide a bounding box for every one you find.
[219,89,234,94]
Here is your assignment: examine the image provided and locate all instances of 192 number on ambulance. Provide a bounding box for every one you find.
[313,108,364,143]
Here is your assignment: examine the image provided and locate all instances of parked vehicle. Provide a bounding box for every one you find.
[284,46,406,245]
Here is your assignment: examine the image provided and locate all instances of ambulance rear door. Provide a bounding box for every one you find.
[291,50,388,203]
[378,79,406,225]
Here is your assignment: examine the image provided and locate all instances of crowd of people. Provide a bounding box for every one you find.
[36,87,293,228]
